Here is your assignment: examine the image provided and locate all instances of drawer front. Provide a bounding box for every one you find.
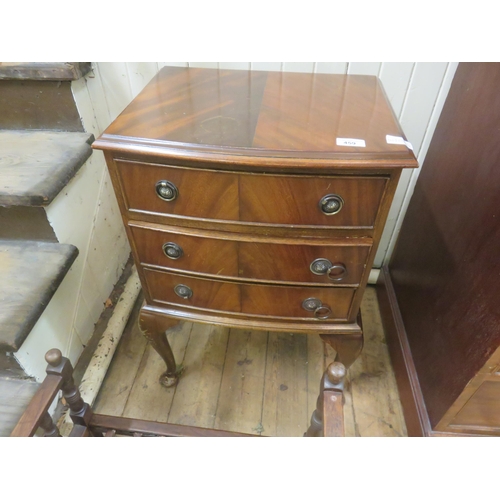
[144,269,355,320]
[239,175,387,227]
[117,160,239,221]
[131,225,370,285]
[116,159,387,228]
[130,225,239,278]
[238,241,370,285]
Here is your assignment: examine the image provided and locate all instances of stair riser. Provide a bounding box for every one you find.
[0,80,83,131]
[0,206,57,241]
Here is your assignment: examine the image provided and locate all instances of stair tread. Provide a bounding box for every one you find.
[0,62,91,81]
[0,240,78,352]
[0,377,40,436]
[0,131,94,206]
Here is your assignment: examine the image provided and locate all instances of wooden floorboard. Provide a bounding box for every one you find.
[214,329,268,434]
[167,323,230,428]
[261,332,309,437]
[350,287,408,437]
[95,286,407,437]
[93,299,148,417]
[122,321,192,422]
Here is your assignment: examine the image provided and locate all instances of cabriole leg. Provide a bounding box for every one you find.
[139,308,180,388]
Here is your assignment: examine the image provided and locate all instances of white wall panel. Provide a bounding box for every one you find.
[84,64,112,135]
[283,62,315,73]
[158,62,188,69]
[188,62,219,69]
[251,62,282,71]
[347,62,382,76]
[378,62,414,118]
[399,62,449,155]
[373,62,453,267]
[98,62,133,122]
[126,62,158,97]
[219,62,251,70]
[380,63,459,265]
[315,62,348,74]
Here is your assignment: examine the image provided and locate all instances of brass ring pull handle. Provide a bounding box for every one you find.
[310,259,347,281]
[319,194,344,215]
[174,284,192,299]
[302,297,333,320]
[155,180,178,201]
[314,304,332,320]
[327,263,347,281]
[162,242,183,260]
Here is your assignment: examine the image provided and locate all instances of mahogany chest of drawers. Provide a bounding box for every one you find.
[93,67,418,388]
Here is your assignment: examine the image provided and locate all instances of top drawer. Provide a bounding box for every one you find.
[115,159,387,228]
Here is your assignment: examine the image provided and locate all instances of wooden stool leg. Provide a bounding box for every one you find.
[45,348,95,434]
[320,333,363,370]
[305,362,346,437]
[139,308,181,388]
[39,411,61,437]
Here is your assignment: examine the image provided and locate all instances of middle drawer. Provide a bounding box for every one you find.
[130,224,371,286]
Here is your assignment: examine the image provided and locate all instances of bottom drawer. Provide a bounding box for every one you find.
[144,268,355,321]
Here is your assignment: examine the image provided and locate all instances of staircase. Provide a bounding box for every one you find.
[0,62,130,435]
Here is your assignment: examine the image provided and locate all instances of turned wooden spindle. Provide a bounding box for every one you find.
[305,361,346,437]
[39,411,61,437]
[45,348,93,430]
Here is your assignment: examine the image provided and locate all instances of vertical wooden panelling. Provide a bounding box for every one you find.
[251,62,282,71]
[125,63,158,98]
[347,62,382,76]
[158,62,188,69]
[373,62,454,267]
[188,62,219,69]
[85,167,130,304]
[381,63,459,265]
[219,62,251,70]
[282,62,315,73]
[82,64,112,135]
[315,62,348,74]
[399,62,449,155]
[97,62,133,122]
[378,62,414,118]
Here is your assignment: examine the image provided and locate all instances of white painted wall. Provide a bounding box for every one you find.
[86,61,458,266]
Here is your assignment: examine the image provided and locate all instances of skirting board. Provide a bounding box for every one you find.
[376,265,433,437]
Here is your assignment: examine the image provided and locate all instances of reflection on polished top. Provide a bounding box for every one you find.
[94,67,418,169]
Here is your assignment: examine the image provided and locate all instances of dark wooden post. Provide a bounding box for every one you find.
[39,411,61,437]
[45,348,94,433]
[305,361,346,437]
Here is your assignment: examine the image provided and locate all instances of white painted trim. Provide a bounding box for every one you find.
[368,268,380,285]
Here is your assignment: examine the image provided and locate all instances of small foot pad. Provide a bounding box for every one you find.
[159,372,178,388]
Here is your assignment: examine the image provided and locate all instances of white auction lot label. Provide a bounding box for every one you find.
[386,134,413,150]
[336,138,366,147]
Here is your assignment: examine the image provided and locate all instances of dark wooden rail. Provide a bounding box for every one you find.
[11,348,345,437]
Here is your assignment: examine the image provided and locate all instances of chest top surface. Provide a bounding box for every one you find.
[93,67,417,169]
